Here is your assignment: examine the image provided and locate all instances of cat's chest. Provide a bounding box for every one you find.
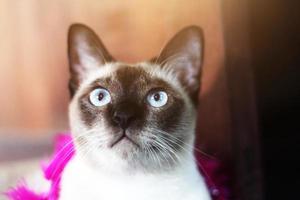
[59,156,211,200]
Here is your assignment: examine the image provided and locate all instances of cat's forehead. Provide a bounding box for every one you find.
[114,65,150,88]
[80,62,182,93]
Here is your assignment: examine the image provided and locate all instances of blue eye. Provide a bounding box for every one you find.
[147,91,168,108]
[89,88,111,107]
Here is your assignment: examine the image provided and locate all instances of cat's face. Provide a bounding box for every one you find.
[68,24,203,173]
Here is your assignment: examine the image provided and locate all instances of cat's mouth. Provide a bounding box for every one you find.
[110,131,140,148]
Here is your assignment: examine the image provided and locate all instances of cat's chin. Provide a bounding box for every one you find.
[112,138,140,158]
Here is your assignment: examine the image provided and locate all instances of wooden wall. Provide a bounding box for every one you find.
[0,0,228,156]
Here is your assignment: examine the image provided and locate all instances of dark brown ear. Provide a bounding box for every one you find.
[68,24,114,96]
[156,26,204,105]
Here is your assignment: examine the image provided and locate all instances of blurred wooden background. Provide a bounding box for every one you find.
[0,0,228,154]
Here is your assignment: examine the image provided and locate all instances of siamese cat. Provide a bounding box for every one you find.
[60,24,211,200]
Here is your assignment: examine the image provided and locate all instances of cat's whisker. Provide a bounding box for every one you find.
[155,134,213,179]
[156,131,218,183]
[48,132,96,179]
[148,144,163,170]
[141,133,181,169]
[143,126,217,179]
[153,135,183,164]
[151,128,215,159]
[49,131,108,180]
[143,145,156,169]
[50,141,98,189]
[150,141,172,170]
[150,135,180,164]
[78,143,96,160]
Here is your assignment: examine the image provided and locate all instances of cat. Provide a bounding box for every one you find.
[60,23,211,200]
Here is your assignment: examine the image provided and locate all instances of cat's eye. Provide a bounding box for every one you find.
[89,88,111,107]
[147,91,168,108]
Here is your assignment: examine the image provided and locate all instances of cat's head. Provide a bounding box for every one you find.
[68,24,204,173]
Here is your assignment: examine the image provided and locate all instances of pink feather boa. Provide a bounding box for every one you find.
[4,133,230,200]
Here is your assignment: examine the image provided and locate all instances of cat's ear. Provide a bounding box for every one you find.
[157,26,204,104]
[68,24,113,96]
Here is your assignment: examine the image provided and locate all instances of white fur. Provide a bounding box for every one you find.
[60,153,211,200]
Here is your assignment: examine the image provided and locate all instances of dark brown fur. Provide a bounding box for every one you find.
[79,66,185,137]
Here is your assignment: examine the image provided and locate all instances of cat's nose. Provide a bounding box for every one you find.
[112,110,136,129]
